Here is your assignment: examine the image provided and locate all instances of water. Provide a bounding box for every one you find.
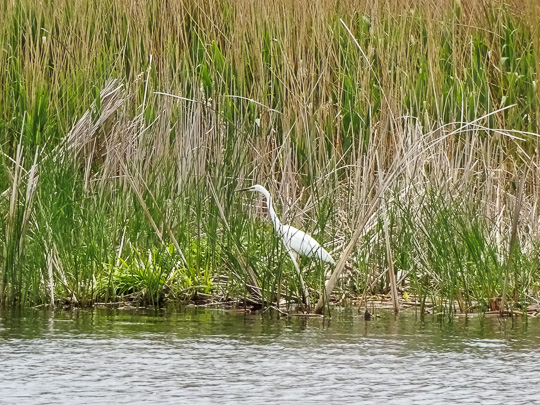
[1,307,539,404]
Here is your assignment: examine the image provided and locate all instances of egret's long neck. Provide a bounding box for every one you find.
[263,192,281,232]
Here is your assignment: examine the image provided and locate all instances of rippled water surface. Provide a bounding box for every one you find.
[1,307,539,404]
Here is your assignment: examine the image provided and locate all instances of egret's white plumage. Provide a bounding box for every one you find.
[242,185,335,265]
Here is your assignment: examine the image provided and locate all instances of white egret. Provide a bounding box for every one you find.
[239,184,336,307]
[239,185,335,265]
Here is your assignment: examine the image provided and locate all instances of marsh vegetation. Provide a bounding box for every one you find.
[1,0,540,316]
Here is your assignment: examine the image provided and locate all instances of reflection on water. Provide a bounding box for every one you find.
[1,307,539,404]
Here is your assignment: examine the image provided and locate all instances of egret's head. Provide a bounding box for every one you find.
[237,184,270,197]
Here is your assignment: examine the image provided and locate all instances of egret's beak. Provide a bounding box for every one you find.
[236,187,252,192]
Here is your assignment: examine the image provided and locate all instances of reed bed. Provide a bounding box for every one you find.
[1,0,540,316]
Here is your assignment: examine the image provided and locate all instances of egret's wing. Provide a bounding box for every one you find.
[280,225,335,264]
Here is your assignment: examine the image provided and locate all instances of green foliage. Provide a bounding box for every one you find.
[100,245,176,306]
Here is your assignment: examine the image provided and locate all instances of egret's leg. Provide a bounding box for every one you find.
[324,263,331,286]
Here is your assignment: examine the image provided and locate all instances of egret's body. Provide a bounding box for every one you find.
[241,185,335,265]
[278,224,335,264]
